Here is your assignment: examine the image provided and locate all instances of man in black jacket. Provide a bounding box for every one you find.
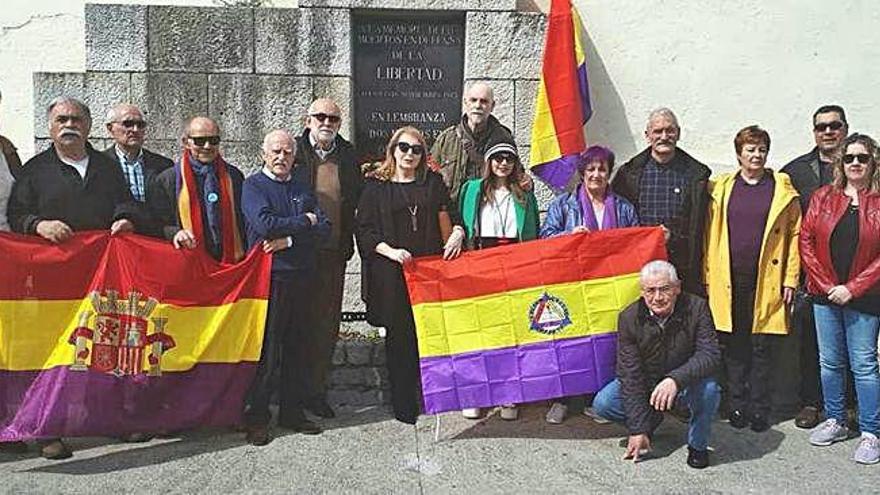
[780,105,849,430]
[292,98,363,418]
[7,96,138,460]
[103,104,173,237]
[611,108,711,295]
[593,260,721,469]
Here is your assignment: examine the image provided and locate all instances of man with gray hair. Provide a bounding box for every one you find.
[241,129,329,444]
[611,109,711,294]
[7,96,139,459]
[431,82,518,204]
[102,104,173,237]
[592,260,721,469]
[293,98,362,419]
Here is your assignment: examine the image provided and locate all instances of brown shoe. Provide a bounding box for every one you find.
[245,425,271,446]
[119,432,154,443]
[795,406,821,429]
[39,439,72,460]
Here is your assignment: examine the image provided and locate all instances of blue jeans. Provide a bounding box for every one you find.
[814,304,880,435]
[593,377,721,451]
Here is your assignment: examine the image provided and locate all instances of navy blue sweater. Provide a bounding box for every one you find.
[241,171,330,279]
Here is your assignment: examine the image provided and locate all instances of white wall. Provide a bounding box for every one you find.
[2,0,878,171]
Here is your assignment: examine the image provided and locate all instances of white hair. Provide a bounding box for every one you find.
[47,96,91,122]
[639,260,680,285]
[262,129,295,153]
[464,81,495,102]
[646,107,679,130]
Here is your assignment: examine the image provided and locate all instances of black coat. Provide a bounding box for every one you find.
[293,129,363,261]
[9,145,139,234]
[780,147,831,214]
[356,171,455,327]
[147,157,245,260]
[616,293,721,435]
[102,146,173,237]
[611,148,711,294]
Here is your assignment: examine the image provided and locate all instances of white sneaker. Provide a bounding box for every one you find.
[584,406,611,424]
[853,433,880,465]
[809,418,849,446]
[461,408,481,419]
[545,402,568,424]
[499,404,518,421]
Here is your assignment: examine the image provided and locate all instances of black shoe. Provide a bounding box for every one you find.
[118,432,154,443]
[245,425,271,446]
[0,441,28,454]
[305,399,336,419]
[279,417,323,435]
[749,413,770,433]
[795,406,821,429]
[39,439,72,460]
[686,446,710,469]
[728,409,749,429]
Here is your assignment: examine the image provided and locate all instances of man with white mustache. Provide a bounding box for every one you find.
[7,96,139,460]
[432,82,519,204]
[290,98,363,419]
[241,130,330,445]
[612,108,711,295]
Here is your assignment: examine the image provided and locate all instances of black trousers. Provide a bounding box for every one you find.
[720,286,776,417]
[385,306,421,424]
[793,292,823,408]
[244,275,314,426]
[306,250,346,402]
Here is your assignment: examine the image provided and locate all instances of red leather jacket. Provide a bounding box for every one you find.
[800,185,880,298]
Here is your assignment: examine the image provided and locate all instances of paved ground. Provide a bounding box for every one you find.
[0,404,871,494]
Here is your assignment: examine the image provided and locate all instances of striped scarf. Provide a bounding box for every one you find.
[176,152,244,263]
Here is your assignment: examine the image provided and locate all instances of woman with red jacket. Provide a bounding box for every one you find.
[800,133,880,465]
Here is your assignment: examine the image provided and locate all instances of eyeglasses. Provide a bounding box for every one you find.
[189,136,221,147]
[310,113,341,124]
[396,142,424,155]
[642,285,675,297]
[843,153,872,164]
[115,119,147,129]
[490,153,516,163]
[814,121,845,133]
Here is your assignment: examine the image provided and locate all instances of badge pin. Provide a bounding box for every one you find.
[207,192,219,203]
[674,187,681,194]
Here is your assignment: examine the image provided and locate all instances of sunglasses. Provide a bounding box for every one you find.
[396,142,424,155]
[116,119,147,129]
[814,121,845,133]
[843,153,872,164]
[310,113,341,124]
[189,135,221,147]
[490,153,516,163]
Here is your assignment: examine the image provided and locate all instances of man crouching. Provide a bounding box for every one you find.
[593,260,721,469]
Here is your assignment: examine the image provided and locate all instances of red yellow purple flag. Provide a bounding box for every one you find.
[0,232,270,441]
[404,227,666,415]
[529,0,592,190]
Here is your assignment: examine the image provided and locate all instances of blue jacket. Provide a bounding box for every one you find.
[539,190,639,238]
[242,170,330,278]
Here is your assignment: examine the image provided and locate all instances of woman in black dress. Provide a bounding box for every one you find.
[356,126,465,424]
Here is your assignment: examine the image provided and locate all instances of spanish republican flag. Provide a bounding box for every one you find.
[0,232,270,441]
[405,228,666,415]
[529,0,592,190]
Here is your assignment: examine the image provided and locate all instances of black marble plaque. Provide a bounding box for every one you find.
[352,10,465,163]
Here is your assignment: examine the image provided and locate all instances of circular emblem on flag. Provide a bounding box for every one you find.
[207,192,219,203]
[528,292,572,335]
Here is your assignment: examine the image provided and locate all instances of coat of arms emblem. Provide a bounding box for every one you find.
[68,290,176,376]
[528,292,572,335]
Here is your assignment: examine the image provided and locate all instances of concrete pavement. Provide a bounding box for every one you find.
[0,404,871,494]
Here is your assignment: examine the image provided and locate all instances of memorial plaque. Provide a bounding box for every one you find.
[352,11,465,163]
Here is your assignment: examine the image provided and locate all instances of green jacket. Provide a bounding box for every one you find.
[458,178,539,249]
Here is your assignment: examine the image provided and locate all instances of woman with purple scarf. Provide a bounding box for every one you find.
[539,145,639,424]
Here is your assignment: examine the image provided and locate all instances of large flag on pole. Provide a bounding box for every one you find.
[529,0,592,190]
[0,232,270,441]
[404,227,666,415]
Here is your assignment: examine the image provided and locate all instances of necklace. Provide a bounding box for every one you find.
[396,182,419,232]
[491,189,513,237]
